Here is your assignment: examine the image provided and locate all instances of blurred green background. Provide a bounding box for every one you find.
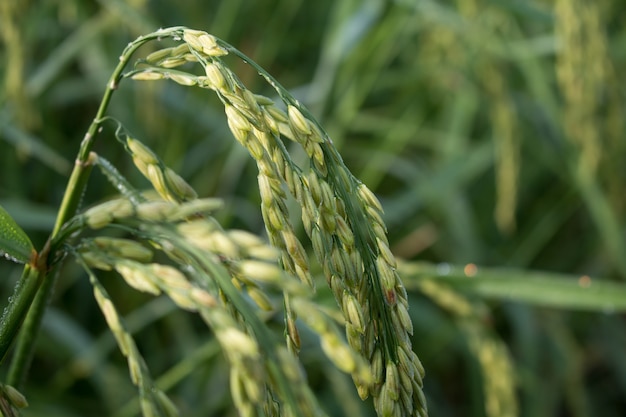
[1,0,626,416]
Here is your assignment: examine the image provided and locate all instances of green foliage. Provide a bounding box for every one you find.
[0,206,34,265]
[1,1,626,417]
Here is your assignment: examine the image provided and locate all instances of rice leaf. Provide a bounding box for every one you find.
[0,204,35,264]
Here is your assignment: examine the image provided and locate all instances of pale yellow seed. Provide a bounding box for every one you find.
[116,264,161,295]
[197,33,228,56]
[399,388,413,416]
[254,94,275,106]
[372,222,388,243]
[335,215,354,247]
[80,251,113,271]
[356,383,370,401]
[247,244,279,261]
[131,71,165,81]
[287,315,301,350]
[190,287,216,307]
[239,260,282,283]
[247,136,265,159]
[330,246,346,278]
[127,138,159,164]
[165,167,197,201]
[3,384,28,408]
[177,218,217,240]
[97,295,125,346]
[294,262,313,288]
[264,205,286,232]
[175,198,224,219]
[278,121,296,141]
[109,198,135,220]
[366,205,386,229]
[329,275,346,306]
[225,105,251,132]
[197,33,218,50]
[411,350,426,379]
[398,364,412,391]
[336,166,353,191]
[168,290,198,311]
[350,250,365,278]
[320,209,337,234]
[312,143,327,176]
[263,109,280,135]
[145,47,174,63]
[376,257,397,292]
[282,231,308,269]
[266,104,288,123]
[150,264,190,289]
[159,57,187,68]
[371,348,384,385]
[85,208,113,229]
[171,43,190,56]
[146,164,172,201]
[136,201,176,221]
[374,385,392,417]
[243,89,261,114]
[227,229,264,248]
[132,157,150,179]
[220,328,259,357]
[287,105,311,135]
[343,292,365,333]
[363,326,376,361]
[256,129,274,155]
[385,361,400,401]
[320,335,356,373]
[169,73,197,86]
[241,373,263,405]
[204,63,226,90]
[83,198,131,228]
[310,228,326,259]
[346,322,362,351]
[391,312,411,346]
[128,349,141,384]
[308,122,325,143]
[183,29,205,52]
[377,237,397,269]
[395,302,413,335]
[358,184,384,213]
[94,237,153,263]
[247,287,274,311]
[396,346,414,379]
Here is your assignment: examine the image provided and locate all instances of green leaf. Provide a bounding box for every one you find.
[401,261,626,313]
[0,204,35,264]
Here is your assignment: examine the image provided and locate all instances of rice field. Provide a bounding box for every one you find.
[1,1,625,416]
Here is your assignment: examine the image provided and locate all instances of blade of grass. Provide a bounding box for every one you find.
[401,261,626,312]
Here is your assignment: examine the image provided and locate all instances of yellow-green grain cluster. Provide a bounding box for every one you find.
[125,137,197,202]
[80,263,179,417]
[128,27,428,417]
[78,190,325,416]
[70,26,430,417]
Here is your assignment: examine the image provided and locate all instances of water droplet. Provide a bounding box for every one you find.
[0,250,24,264]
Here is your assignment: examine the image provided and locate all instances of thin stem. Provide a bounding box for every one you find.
[5,26,188,388]
[5,267,51,388]
[0,265,43,367]
[52,27,186,236]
